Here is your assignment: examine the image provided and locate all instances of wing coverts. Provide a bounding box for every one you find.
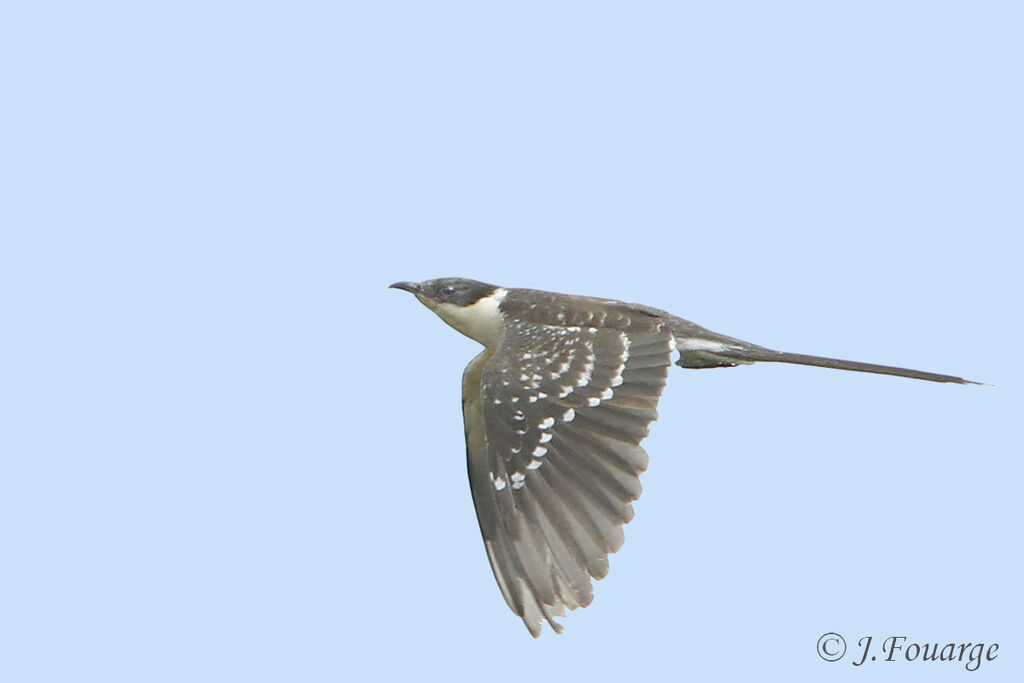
[464,293,672,636]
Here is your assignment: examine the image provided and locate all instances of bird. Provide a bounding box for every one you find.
[390,277,976,637]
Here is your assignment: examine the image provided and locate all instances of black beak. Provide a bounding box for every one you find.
[389,281,421,294]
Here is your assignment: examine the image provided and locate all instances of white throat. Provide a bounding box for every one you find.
[420,288,508,348]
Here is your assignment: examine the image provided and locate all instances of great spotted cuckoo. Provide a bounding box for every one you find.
[390,278,975,637]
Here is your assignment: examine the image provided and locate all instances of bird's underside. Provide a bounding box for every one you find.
[391,278,976,637]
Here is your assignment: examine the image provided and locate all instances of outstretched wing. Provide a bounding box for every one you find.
[463,314,673,636]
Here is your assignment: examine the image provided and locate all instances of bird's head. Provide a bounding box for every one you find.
[390,278,499,307]
[390,278,507,347]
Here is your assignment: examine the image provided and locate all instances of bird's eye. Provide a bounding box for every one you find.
[440,285,456,297]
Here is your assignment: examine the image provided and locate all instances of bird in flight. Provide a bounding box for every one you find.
[390,277,975,637]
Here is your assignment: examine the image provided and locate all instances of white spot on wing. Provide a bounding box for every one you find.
[526,459,542,470]
[532,445,547,457]
[538,432,552,443]
[563,408,575,422]
[577,358,594,387]
[609,331,630,388]
[538,417,555,429]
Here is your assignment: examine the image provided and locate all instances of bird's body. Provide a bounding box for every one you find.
[391,277,974,637]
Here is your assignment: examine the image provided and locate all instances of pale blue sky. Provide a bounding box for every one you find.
[2,2,1021,681]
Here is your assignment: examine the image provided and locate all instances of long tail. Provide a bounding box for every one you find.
[713,347,978,384]
[662,315,979,385]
